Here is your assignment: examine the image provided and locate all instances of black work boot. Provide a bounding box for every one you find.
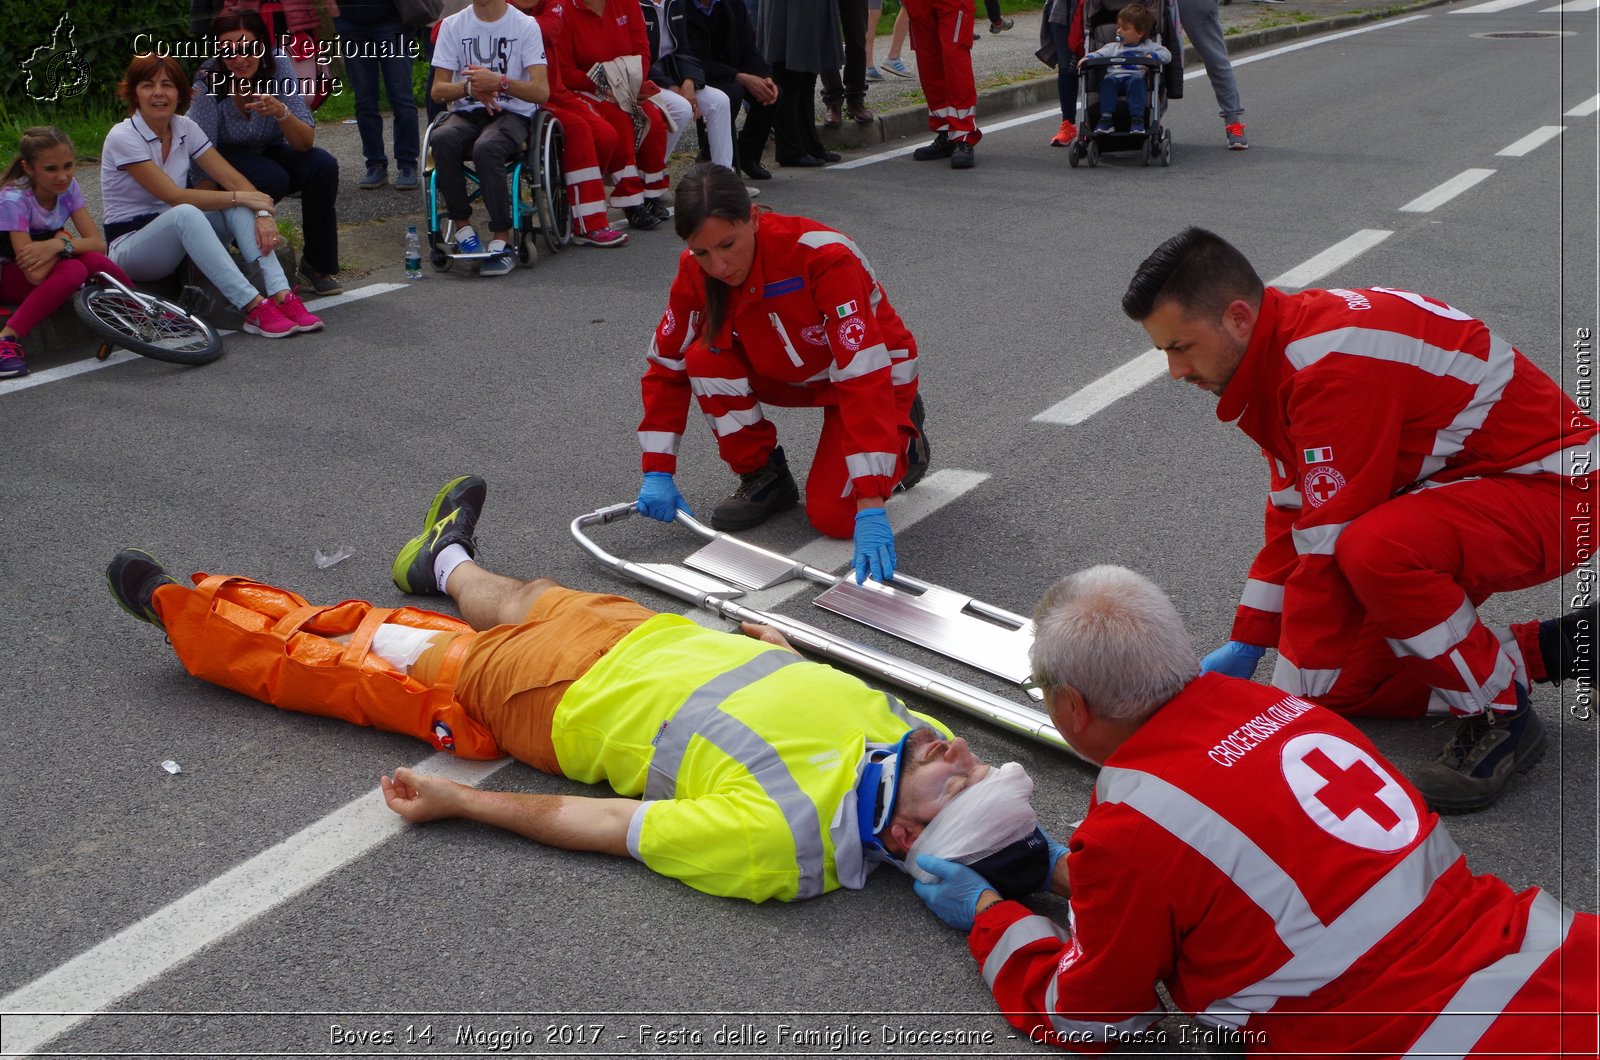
[897,394,931,493]
[1536,601,1598,685]
[711,446,800,531]
[1412,687,1547,814]
[912,132,955,161]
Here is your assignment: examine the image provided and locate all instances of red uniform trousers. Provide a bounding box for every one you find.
[541,92,622,235]
[684,339,915,539]
[578,94,669,207]
[902,0,981,143]
[1304,474,1593,718]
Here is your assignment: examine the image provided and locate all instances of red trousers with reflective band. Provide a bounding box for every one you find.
[902,0,981,143]
[542,93,623,235]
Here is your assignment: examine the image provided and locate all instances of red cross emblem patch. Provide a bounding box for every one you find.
[1280,733,1419,851]
[1303,465,1346,508]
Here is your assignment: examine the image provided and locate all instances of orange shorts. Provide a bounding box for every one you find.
[411,588,656,775]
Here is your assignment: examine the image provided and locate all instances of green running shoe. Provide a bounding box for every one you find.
[392,475,487,595]
[107,548,180,628]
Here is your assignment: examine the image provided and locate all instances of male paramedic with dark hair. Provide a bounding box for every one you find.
[1118,226,1597,814]
[106,476,1062,905]
[912,564,1598,1057]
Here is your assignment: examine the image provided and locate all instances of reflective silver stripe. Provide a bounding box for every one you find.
[1271,657,1341,697]
[565,165,602,183]
[1269,486,1304,509]
[572,200,609,218]
[798,230,881,287]
[1239,579,1285,614]
[1044,971,1164,1038]
[690,376,753,399]
[1505,441,1599,477]
[803,366,831,385]
[950,11,964,42]
[646,335,686,373]
[1400,891,1575,1060]
[626,802,650,861]
[831,343,892,383]
[982,915,1069,990]
[639,430,681,456]
[707,405,764,436]
[883,693,915,726]
[1446,645,1518,712]
[1430,683,1490,715]
[1386,595,1478,660]
[1429,335,1515,464]
[645,652,833,898]
[1291,522,1347,556]
[1283,326,1493,382]
[1208,829,1463,1022]
[845,451,899,485]
[769,313,805,368]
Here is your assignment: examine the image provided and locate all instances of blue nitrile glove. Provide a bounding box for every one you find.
[913,855,1000,932]
[637,472,692,522]
[853,507,897,585]
[1046,836,1070,888]
[1200,641,1266,679]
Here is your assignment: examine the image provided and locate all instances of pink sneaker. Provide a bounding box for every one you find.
[573,226,629,248]
[241,298,297,338]
[275,291,324,333]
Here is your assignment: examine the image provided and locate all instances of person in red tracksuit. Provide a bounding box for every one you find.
[903,0,982,169]
[633,163,929,586]
[911,565,1598,1058]
[1122,227,1598,813]
[555,0,673,230]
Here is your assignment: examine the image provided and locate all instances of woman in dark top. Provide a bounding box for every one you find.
[190,10,342,294]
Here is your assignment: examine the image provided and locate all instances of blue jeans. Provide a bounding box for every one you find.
[333,16,420,167]
[1099,74,1145,124]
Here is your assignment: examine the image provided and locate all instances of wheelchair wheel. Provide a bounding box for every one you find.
[72,284,223,365]
[531,111,571,255]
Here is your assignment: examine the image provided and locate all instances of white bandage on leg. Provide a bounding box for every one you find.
[370,623,445,672]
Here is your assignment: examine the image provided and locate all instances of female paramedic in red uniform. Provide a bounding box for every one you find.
[633,162,928,585]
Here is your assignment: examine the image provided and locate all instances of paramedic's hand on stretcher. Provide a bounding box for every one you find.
[381,766,466,824]
[1201,641,1266,680]
[853,507,897,584]
[637,472,693,522]
[914,855,1000,932]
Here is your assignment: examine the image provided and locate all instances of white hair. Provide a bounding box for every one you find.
[1029,565,1198,724]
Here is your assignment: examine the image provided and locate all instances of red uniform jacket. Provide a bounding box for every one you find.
[1217,286,1597,674]
[554,0,661,97]
[969,673,1598,1056]
[638,212,920,503]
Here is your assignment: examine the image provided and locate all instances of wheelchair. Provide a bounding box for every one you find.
[421,108,573,271]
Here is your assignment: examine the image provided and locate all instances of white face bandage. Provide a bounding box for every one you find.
[368,623,443,673]
[903,761,1039,883]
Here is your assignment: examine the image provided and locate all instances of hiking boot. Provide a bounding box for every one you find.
[913,132,955,161]
[1225,121,1249,149]
[648,198,673,222]
[1412,690,1547,814]
[898,394,931,492]
[1538,600,1599,684]
[710,447,799,531]
[847,100,874,125]
[392,475,487,594]
[823,102,843,129]
[950,140,975,169]
[107,548,180,628]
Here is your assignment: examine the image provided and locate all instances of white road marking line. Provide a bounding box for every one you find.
[1542,0,1598,11]
[1497,126,1565,156]
[685,468,990,625]
[835,16,1428,169]
[0,282,408,397]
[1398,168,1496,212]
[1033,232,1393,425]
[0,753,511,1058]
[1451,0,1543,12]
[1567,94,1600,117]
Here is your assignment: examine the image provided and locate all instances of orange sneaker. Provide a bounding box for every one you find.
[1050,119,1077,146]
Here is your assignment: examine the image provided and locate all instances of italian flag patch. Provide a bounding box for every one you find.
[1303,446,1334,464]
[835,299,859,318]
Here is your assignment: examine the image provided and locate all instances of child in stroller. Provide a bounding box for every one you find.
[1067,0,1179,166]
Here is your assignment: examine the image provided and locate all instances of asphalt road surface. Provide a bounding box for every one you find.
[3,3,1598,1057]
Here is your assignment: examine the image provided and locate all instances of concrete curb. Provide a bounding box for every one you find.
[822,0,1453,148]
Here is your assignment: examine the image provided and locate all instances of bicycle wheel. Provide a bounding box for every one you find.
[72,286,224,365]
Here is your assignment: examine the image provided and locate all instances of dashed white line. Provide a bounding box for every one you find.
[0,753,510,1058]
[1398,168,1496,213]
[1450,0,1543,13]
[1567,94,1600,117]
[1266,229,1394,290]
[1542,0,1599,11]
[1497,126,1565,156]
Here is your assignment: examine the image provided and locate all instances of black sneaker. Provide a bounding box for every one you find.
[912,132,955,161]
[107,548,180,628]
[950,141,975,169]
[647,198,673,223]
[897,394,931,493]
[391,476,487,595]
[1537,601,1598,684]
[710,446,800,531]
[1412,689,1547,814]
[625,204,661,231]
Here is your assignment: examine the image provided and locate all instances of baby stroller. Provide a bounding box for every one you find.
[1066,0,1183,167]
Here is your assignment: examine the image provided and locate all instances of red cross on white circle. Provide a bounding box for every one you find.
[1280,733,1419,851]
[1303,466,1346,508]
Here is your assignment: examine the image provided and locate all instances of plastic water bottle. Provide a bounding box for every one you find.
[404,225,423,280]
